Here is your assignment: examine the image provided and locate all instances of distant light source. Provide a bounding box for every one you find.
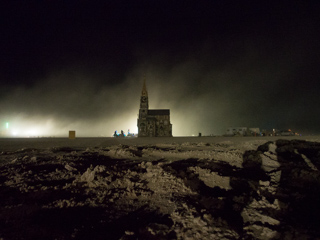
[11,130,18,136]
[5,122,9,129]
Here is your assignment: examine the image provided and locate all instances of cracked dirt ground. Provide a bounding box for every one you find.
[1,139,320,239]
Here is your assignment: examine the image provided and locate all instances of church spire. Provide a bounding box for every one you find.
[140,74,149,109]
[141,74,148,96]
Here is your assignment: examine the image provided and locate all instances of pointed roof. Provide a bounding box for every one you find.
[141,74,148,96]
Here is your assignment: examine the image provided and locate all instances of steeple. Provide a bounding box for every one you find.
[140,75,149,110]
[141,74,148,96]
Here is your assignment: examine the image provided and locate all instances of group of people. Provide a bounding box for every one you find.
[113,130,135,137]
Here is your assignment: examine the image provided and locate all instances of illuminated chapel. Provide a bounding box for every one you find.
[137,79,172,137]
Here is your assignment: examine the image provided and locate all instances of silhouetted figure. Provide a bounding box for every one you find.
[114,131,118,137]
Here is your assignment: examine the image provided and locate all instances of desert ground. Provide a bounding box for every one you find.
[1,136,320,239]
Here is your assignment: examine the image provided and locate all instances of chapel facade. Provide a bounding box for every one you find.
[137,79,172,137]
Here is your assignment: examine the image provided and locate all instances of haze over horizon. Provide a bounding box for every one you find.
[1,1,320,137]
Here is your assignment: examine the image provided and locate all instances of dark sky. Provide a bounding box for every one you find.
[1,1,320,137]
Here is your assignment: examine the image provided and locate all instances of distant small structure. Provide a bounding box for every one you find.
[226,127,261,136]
[226,127,248,136]
[249,128,260,136]
[69,130,76,139]
[275,129,296,136]
[226,127,300,137]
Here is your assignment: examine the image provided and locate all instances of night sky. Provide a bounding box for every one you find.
[1,1,320,137]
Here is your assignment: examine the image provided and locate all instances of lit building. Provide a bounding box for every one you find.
[137,78,172,137]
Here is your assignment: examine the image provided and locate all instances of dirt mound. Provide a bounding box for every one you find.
[1,140,320,239]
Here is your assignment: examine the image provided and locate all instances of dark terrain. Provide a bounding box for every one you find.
[1,139,320,239]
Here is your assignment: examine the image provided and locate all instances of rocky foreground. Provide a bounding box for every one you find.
[1,139,320,239]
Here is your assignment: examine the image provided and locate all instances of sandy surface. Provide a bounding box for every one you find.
[1,136,320,239]
[1,135,320,152]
